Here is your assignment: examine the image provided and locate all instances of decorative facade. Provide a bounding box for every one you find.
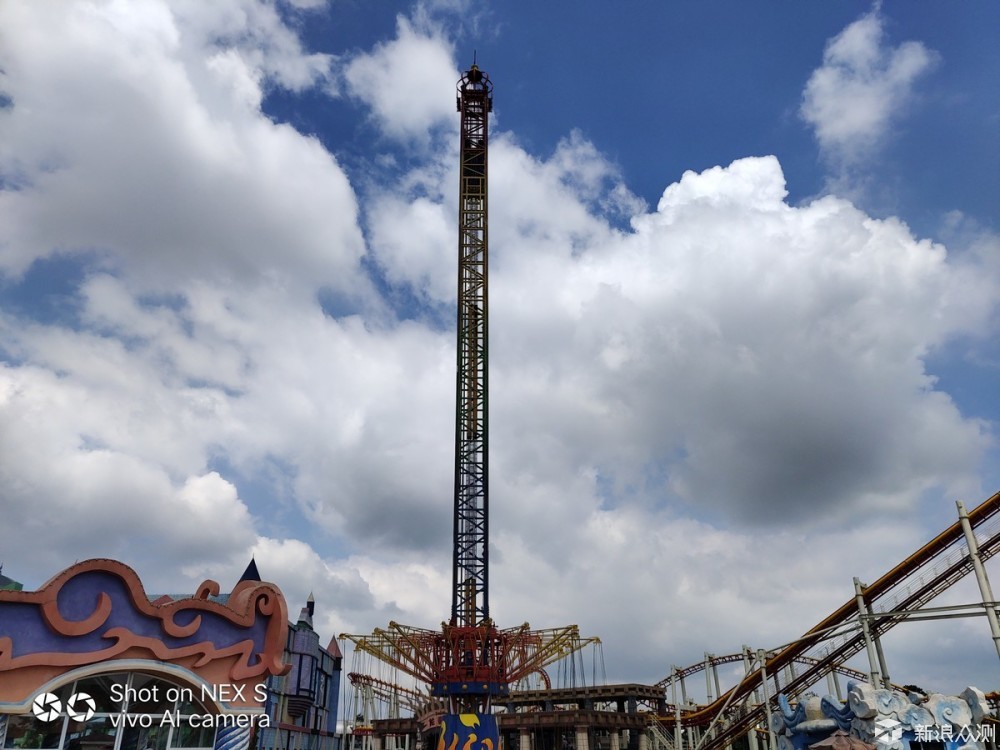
[0,559,291,750]
[257,596,343,750]
[772,682,993,750]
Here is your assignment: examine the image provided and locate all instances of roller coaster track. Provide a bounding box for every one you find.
[657,653,872,690]
[659,490,1000,750]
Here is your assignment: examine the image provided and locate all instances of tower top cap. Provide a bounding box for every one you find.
[457,63,492,101]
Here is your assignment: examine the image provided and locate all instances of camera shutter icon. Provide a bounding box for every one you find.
[67,692,97,722]
[31,693,63,723]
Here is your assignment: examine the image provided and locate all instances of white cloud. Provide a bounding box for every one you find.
[801,11,937,168]
[488,155,991,526]
[171,0,333,92]
[0,356,256,572]
[342,15,459,144]
[368,195,456,305]
[282,0,328,11]
[0,0,364,297]
[489,508,941,684]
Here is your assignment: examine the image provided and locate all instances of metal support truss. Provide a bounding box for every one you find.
[340,623,588,700]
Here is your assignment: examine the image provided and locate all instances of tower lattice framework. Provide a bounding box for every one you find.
[453,63,491,630]
[341,62,596,721]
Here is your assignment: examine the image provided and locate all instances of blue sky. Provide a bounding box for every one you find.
[1,0,999,699]
[273,2,999,226]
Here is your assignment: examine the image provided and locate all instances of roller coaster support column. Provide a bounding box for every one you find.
[742,649,760,750]
[826,670,842,702]
[957,500,1000,659]
[756,650,777,750]
[854,578,885,688]
[859,577,892,687]
[704,655,713,703]
[671,671,682,750]
[711,660,721,708]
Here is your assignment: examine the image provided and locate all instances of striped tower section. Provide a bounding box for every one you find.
[214,721,253,750]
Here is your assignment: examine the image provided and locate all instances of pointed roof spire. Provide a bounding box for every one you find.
[239,557,261,582]
[0,563,22,591]
[297,603,314,630]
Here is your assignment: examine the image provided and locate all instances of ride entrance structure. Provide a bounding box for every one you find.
[341,63,596,749]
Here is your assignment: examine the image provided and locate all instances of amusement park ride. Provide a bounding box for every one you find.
[342,61,1000,750]
[341,62,595,743]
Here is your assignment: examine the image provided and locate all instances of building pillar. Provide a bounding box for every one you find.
[520,729,532,750]
[610,732,621,750]
[215,723,253,750]
[637,731,649,750]
[576,727,591,750]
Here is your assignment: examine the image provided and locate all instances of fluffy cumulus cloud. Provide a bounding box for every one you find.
[342,13,459,144]
[0,0,368,576]
[482,155,995,684]
[0,0,363,291]
[0,347,257,570]
[801,10,937,168]
[1,0,998,695]
[488,154,990,527]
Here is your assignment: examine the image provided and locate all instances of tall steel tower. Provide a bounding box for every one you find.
[341,62,592,736]
[432,63,505,715]
[452,62,492,631]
